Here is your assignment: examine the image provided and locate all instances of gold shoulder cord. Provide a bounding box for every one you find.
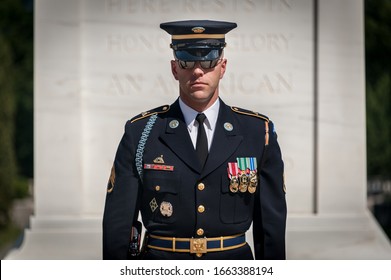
[107,165,115,193]
[230,106,270,145]
[265,121,269,146]
[131,105,170,123]
[230,106,269,122]
[107,105,170,193]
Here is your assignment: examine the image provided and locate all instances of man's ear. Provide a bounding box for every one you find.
[220,58,227,79]
[171,60,179,80]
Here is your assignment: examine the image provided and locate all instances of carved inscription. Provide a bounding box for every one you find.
[107,34,168,53]
[107,72,292,96]
[106,0,293,14]
[107,74,177,96]
[229,33,293,52]
[221,72,293,94]
[106,33,292,53]
[99,0,306,98]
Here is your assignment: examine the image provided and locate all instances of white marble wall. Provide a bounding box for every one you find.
[6,0,391,259]
[39,0,315,217]
[317,0,367,214]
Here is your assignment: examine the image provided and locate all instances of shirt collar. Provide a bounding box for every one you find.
[179,98,220,132]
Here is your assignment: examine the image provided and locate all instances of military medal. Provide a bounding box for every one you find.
[227,162,239,193]
[160,201,173,217]
[230,177,239,193]
[238,171,249,192]
[237,157,249,192]
[247,157,258,193]
[237,157,258,193]
[248,171,257,194]
[228,158,258,194]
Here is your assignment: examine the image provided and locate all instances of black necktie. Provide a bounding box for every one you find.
[196,113,208,167]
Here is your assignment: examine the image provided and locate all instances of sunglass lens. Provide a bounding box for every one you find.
[200,59,219,69]
[179,60,195,69]
[178,59,219,69]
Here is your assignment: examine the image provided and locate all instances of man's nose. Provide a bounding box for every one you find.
[192,62,205,76]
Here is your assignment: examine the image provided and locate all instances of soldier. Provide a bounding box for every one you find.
[103,20,287,260]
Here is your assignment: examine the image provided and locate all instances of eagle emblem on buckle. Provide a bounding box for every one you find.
[190,238,207,254]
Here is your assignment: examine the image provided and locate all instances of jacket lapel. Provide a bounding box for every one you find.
[201,101,243,178]
[159,100,202,173]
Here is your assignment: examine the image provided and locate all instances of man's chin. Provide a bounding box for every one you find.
[190,94,213,105]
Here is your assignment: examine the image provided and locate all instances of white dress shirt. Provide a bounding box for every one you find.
[178,98,220,151]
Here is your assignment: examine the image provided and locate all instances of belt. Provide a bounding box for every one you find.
[147,233,246,255]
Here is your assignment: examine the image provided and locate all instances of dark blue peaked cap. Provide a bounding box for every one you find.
[160,20,237,61]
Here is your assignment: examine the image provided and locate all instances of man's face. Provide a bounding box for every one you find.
[171,57,227,112]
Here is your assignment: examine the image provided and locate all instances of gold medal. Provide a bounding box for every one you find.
[237,157,258,194]
[248,171,258,194]
[239,172,248,192]
[227,162,240,193]
[229,176,239,193]
[248,186,256,194]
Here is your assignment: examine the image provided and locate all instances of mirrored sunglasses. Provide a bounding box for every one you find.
[177,59,221,70]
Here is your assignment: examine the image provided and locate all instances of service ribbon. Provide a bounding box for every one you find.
[237,157,246,174]
[227,162,239,178]
[249,157,257,172]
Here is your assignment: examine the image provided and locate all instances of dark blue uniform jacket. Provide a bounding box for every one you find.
[103,98,286,260]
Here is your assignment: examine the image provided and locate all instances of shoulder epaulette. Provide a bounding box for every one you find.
[130,105,170,123]
[231,106,269,122]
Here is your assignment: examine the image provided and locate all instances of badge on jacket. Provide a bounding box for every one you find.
[227,157,258,194]
[143,155,174,171]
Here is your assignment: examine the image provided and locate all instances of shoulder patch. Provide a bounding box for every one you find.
[130,105,170,123]
[231,106,269,122]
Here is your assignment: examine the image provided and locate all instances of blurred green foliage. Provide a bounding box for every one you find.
[0,30,17,227]
[0,0,33,228]
[365,0,391,180]
[0,223,21,258]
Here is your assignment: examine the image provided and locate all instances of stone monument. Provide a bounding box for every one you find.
[6,0,391,259]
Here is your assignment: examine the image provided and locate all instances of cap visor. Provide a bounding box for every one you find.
[174,49,221,61]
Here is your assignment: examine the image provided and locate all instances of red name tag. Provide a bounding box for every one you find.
[144,164,174,171]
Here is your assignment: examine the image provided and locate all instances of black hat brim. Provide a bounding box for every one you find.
[174,48,222,61]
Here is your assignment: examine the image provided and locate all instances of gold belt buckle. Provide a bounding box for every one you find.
[190,238,207,254]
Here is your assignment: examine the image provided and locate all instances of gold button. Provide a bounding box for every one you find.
[196,253,203,258]
[197,205,205,213]
[197,183,205,191]
[155,185,160,191]
[196,228,204,236]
